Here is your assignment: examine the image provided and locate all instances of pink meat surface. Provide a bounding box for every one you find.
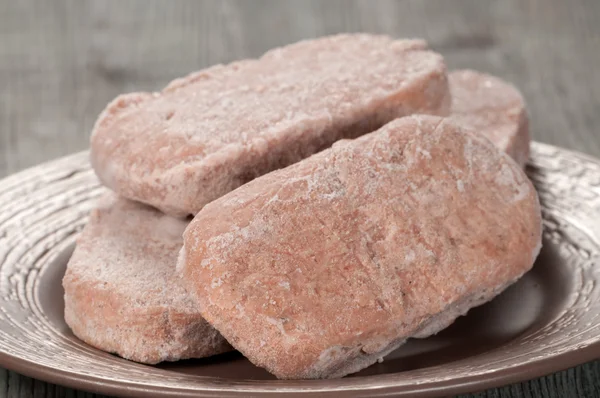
[63,193,231,364]
[179,115,542,379]
[90,34,450,216]
[450,69,530,167]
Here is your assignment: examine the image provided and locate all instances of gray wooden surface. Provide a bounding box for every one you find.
[0,0,599,397]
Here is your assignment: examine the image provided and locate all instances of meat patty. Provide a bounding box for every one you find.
[450,69,530,167]
[63,193,231,364]
[90,34,450,217]
[179,115,542,379]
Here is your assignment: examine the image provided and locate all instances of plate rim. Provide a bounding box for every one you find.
[1,339,600,397]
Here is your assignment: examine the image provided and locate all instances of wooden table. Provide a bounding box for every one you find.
[1,1,599,397]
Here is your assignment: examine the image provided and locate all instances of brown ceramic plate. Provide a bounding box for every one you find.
[0,143,599,397]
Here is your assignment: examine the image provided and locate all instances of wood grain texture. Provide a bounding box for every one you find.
[0,0,599,397]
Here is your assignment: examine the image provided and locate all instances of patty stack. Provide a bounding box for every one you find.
[63,34,542,379]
